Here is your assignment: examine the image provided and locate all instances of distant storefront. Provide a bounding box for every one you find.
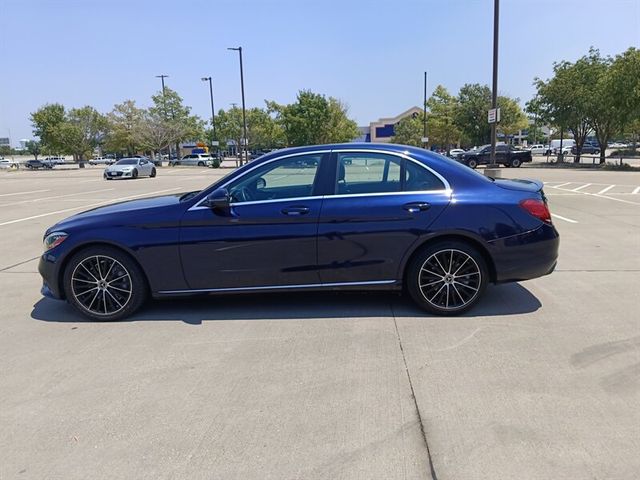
[354,106,423,143]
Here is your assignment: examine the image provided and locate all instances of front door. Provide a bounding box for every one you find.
[179,153,327,290]
[317,151,451,284]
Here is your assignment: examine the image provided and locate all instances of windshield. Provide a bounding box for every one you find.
[116,159,138,165]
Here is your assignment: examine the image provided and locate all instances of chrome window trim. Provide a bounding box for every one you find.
[331,148,452,194]
[187,148,452,211]
[158,279,397,295]
[188,150,328,211]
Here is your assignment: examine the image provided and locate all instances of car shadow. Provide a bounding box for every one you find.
[30,283,541,324]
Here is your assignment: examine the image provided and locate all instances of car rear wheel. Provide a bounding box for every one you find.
[63,246,147,321]
[407,241,488,315]
[467,158,478,169]
[197,161,205,167]
[150,168,156,178]
[510,158,522,168]
[132,169,138,179]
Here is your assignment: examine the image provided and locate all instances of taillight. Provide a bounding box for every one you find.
[520,198,552,224]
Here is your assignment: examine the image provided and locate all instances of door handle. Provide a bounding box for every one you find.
[403,202,431,213]
[281,206,310,216]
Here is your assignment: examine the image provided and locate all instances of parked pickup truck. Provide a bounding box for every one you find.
[459,144,532,168]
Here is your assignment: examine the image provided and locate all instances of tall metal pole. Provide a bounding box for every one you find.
[202,77,216,153]
[423,71,428,149]
[489,0,499,167]
[228,47,248,165]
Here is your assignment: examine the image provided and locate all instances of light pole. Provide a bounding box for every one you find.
[201,76,217,155]
[227,47,248,165]
[488,0,500,170]
[423,71,428,149]
[155,74,170,160]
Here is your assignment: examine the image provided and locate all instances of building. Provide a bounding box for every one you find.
[0,137,10,148]
[355,106,423,143]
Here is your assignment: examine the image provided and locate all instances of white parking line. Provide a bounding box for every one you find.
[633,186,640,195]
[0,188,115,207]
[553,182,572,188]
[0,189,50,197]
[551,213,578,224]
[572,183,592,192]
[597,185,615,194]
[0,188,181,227]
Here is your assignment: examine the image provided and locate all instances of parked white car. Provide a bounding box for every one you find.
[448,148,465,159]
[103,158,156,179]
[528,144,551,155]
[43,156,66,165]
[0,158,20,169]
[170,154,212,167]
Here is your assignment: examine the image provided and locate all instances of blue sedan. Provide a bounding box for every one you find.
[38,143,559,321]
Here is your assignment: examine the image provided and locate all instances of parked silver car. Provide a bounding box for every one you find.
[169,154,212,167]
[103,158,156,180]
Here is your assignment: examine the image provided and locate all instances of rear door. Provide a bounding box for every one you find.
[316,150,451,284]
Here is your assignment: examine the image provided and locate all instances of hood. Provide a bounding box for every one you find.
[494,178,543,193]
[48,193,186,232]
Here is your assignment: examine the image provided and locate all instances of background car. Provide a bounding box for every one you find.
[0,158,20,169]
[529,144,552,155]
[448,148,465,159]
[572,142,600,155]
[43,156,66,165]
[103,157,156,179]
[170,154,212,166]
[39,143,559,321]
[89,157,115,166]
[24,159,51,170]
[459,144,532,168]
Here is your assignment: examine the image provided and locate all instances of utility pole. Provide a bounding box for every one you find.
[201,77,217,155]
[423,71,428,149]
[228,47,248,165]
[488,0,500,170]
[155,74,170,161]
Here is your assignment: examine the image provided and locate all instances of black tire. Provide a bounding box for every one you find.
[132,169,138,179]
[467,158,478,169]
[150,168,156,178]
[63,245,148,321]
[510,158,522,168]
[406,240,488,316]
[197,161,205,167]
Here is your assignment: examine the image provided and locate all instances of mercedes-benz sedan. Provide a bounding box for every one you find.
[39,143,559,321]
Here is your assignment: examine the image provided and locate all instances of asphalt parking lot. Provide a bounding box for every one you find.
[1,165,639,480]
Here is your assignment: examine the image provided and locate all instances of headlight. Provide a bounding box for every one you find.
[44,231,68,251]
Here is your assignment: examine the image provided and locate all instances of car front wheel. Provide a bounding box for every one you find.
[150,168,156,177]
[510,158,522,167]
[63,246,147,321]
[407,241,488,315]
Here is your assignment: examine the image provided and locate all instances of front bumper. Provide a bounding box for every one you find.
[489,223,559,283]
[38,253,64,300]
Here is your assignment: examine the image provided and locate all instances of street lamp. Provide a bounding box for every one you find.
[227,46,248,165]
[155,74,170,159]
[488,0,500,171]
[201,76,217,154]
[423,71,428,149]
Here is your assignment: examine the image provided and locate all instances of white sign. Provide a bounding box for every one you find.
[421,137,429,143]
[488,108,501,124]
[211,141,220,146]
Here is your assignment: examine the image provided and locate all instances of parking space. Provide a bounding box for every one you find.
[0,166,639,479]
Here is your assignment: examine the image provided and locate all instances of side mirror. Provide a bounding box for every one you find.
[204,187,231,211]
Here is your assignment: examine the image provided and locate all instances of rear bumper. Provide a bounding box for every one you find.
[489,223,559,283]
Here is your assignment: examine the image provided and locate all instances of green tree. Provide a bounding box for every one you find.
[133,111,184,158]
[267,90,359,146]
[391,113,424,147]
[30,103,66,153]
[149,88,205,155]
[607,47,640,155]
[105,100,145,155]
[426,85,462,152]
[496,96,528,140]
[56,106,109,161]
[25,140,41,160]
[454,83,492,146]
[215,106,244,155]
[247,107,285,150]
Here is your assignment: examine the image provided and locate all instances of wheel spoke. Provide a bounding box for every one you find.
[87,289,100,310]
[456,272,479,278]
[106,289,124,308]
[76,286,99,296]
[108,285,131,294]
[80,263,99,282]
[429,283,446,303]
[445,284,450,308]
[453,257,469,276]
[454,281,478,292]
[103,258,116,281]
[420,279,444,288]
[433,254,447,275]
[72,277,97,285]
[109,274,128,284]
[95,256,103,280]
[420,268,444,279]
[448,250,454,274]
[452,283,465,304]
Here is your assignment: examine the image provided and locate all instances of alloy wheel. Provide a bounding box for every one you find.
[71,255,132,316]
[418,249,482,311]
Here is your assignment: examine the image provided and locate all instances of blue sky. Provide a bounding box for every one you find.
[1,0,639,144]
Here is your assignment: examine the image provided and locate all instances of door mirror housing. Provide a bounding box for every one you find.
[204,188,231,211]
